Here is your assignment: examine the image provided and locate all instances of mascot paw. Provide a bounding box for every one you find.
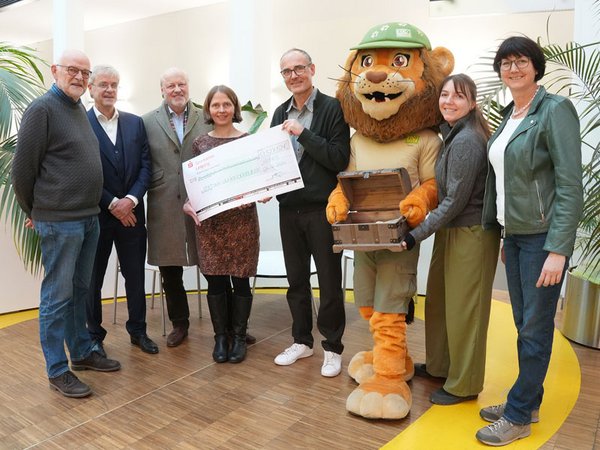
[326,183,350,224]
[346,379,412,419]
[349,351,414,383]
[348,351,374,383]
[346,374,412,419]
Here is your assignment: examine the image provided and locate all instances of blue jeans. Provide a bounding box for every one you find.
[503,233,567,425]
[35,217,99,378]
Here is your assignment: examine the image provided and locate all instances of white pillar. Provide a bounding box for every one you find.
[573,0,599,165]
[574,0,599,43]
[52,0,84,60]
[228,0,272,107]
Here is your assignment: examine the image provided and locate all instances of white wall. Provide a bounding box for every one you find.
[0,1,578,313]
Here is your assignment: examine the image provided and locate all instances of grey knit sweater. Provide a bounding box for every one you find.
[409,112,488,243]
[11,87,102,221]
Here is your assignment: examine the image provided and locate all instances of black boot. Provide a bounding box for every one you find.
[229,295,253,363]
[206,293,229,363]
[226,283,256,344]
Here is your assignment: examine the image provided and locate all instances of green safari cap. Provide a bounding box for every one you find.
[351,23,432,51]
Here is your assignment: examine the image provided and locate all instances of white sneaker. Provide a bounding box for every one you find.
[321,351,342,377]
[274,343,313,366]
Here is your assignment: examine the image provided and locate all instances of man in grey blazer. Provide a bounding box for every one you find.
[142,68,210,347]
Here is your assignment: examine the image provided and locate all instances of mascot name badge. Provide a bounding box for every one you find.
[326,22,454,420]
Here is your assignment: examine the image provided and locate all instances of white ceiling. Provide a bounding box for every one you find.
[0,0,225,45]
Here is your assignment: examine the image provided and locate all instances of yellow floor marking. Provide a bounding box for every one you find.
[0,308,39,329]
[383,299,580,449]
[0,292,579,450]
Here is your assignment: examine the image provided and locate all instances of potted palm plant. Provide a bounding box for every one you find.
[0,43,45,275]
[472,31,600,347]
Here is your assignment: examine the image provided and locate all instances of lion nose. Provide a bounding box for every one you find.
[365,71,388,84]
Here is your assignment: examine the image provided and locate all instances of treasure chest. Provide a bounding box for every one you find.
[332,168,412,253]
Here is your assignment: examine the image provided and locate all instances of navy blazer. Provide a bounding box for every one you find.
[87,108,152,224]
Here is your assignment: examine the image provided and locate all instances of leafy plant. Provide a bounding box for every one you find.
[0,43,46,275]
[471,33,600,283]
[192,100,268,134]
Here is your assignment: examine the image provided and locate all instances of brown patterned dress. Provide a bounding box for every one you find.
[192,134,259,278]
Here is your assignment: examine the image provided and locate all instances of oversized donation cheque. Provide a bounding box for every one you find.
[331,168,411,253]
[183,126,304,221]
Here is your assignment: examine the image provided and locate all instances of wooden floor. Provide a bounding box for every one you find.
[0,290,598,449]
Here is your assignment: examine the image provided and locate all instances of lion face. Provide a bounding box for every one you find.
[337,46,454,143]
[351,48,426,120]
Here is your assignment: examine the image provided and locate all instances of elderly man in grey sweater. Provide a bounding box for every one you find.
[12,49,120,399]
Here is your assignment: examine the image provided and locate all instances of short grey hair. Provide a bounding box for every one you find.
[89,65,120,84]
[160,67,189,88]
[280,48,312,65]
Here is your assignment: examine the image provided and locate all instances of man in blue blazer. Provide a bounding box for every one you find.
[86,65,158,355]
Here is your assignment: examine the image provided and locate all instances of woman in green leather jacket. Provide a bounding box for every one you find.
[476,36,583,447]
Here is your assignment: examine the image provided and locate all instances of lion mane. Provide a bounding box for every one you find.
[336,49,450,144]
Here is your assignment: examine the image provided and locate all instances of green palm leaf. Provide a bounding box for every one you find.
[0,43,46,275]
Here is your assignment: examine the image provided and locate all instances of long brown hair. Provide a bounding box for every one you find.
[441,73,491,140]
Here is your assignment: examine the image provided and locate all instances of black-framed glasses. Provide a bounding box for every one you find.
[280,64,311,79]
[499,58,530,72]
[56,64,92,79]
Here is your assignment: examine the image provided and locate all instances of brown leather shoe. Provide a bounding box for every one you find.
[166,327,188,347]
[245,332,257,345]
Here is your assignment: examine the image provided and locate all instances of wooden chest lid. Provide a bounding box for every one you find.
[338,168,412,212]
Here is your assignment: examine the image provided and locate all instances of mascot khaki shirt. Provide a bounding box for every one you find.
[347,129,441,188]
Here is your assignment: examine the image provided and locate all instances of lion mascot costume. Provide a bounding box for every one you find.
[326,23,454,419]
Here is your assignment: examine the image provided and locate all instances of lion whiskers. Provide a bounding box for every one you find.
[329,77,357,84]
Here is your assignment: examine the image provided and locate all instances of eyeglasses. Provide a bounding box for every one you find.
[280,64,311,79]
[56,64,92,79]
[92,82,119,90]
[499,58,530,72]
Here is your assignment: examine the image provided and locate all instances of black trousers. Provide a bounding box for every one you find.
[87,217,147,341]
[279,206,345,354]
[159,265,190,329]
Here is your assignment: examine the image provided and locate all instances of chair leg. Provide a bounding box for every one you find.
[151,271,156,309]
[159,275,166,336]
[342,254,348,303]
[251,276,257,297]
[197,267,203,318]
[113,261,119,324]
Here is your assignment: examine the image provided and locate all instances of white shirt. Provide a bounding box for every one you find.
[488,117,523,226]
[93,106,119,145]
[91,106,138,209]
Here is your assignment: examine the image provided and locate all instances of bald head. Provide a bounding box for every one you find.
[56,49,90,67]
[51,49,91,101]
[160,67,190,114]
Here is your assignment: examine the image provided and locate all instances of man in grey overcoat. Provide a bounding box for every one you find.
[142,68,210,347]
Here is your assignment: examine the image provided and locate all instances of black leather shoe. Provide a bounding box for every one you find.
[49,370,92,398]
[430,387,478,405]
[245,332,257,345]
[414,363,446,380]
[131,334,159,354]
[71,351,121,372]
[92,340,107,358]
[166,326,188,347]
